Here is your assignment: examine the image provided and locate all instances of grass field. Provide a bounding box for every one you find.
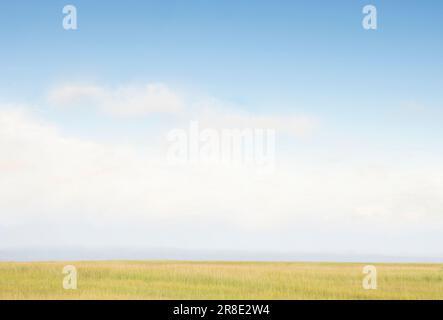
[0,261,442,299]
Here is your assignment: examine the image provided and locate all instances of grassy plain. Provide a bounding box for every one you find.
[0,261,442,299]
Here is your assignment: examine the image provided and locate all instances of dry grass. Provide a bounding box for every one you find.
[0,261,442,299]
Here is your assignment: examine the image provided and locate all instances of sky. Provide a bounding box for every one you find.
[0,1,442,260]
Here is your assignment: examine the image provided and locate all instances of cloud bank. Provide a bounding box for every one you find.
[0,83,442,256]
[48,83,184,116]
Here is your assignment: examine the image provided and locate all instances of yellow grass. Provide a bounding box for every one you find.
[0,261,442,299]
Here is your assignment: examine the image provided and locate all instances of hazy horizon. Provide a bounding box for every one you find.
[2,245,442,263]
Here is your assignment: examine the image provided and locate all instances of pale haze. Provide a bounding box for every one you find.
[0,1,442,261]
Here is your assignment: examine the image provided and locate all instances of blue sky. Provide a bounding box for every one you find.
[1,1,443,141]
[1,0,442,106]
[0,1,443,259]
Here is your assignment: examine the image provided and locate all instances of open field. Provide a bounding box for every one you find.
[0,261,442,300]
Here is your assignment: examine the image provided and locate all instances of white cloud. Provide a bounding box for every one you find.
[196,105,317,139]
[1,106,442,232]
[2,88,443,255]
[47,85,105,105]
[47,83,317,139]
[48,83,184,116]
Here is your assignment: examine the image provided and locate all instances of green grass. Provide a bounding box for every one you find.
[0,261,442,299]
